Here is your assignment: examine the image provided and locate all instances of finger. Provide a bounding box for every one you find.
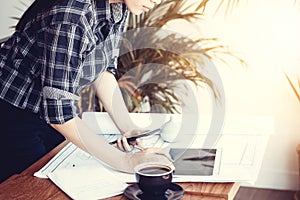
[122,136,133,152]
[123,130,148,144]
[134,139,145,151]
[123,132,140,146]
[129,139,139,147]
[117,137,125,151]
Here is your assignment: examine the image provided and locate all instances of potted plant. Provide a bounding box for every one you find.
[79,0,244,114]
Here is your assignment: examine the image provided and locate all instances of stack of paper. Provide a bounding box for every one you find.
[48,165,128,200]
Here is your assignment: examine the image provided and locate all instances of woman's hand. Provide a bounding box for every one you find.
[123,147,174,173]
[115,129,148,152]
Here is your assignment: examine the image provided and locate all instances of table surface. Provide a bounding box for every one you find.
[0,140,240,200]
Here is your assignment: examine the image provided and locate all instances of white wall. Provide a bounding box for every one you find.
[182,0,300,191]
[1,0,300,191]
[158,0,300,191]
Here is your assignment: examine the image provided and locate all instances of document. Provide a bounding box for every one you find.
[48,166,128,200]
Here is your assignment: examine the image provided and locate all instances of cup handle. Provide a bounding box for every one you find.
[165,188,185,199]
[124,184,143,200]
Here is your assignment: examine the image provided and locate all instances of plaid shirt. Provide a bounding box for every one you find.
[0,0,128,124]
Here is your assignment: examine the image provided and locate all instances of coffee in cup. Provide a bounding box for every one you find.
[134,162,174,196]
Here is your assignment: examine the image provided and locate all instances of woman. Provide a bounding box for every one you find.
[0,0,168,183]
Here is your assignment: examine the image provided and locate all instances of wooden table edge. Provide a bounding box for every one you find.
[2,140,240,200]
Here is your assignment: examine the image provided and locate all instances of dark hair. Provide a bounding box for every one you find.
[16,0,65,31]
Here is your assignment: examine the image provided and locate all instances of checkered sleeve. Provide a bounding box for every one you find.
[39,23,90,124]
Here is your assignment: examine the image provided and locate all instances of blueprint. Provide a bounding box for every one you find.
[35,112,274,185]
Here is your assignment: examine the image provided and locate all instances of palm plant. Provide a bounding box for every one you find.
[81,0,245,114]
[285,73,300,103]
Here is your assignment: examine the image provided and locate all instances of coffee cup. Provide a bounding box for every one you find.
[134,162,174,196]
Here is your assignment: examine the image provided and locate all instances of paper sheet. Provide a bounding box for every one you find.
[48,166,128,200]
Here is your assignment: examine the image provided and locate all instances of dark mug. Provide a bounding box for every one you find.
[134,162,174,196]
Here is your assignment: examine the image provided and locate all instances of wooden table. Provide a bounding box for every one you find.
[0,140,240,200]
